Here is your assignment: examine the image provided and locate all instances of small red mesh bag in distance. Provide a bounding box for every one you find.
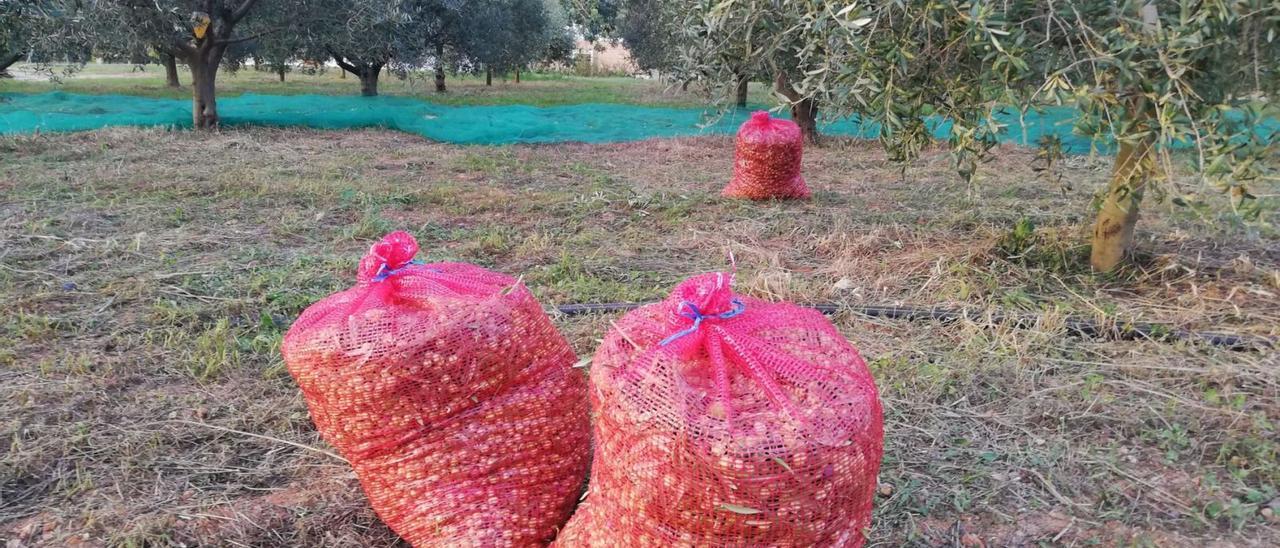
[281,231,590,547]
[722,111,811,200]
[554,272,883,547]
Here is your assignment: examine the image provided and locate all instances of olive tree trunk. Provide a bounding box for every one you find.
[1089,4,1162,272]
[358,65,381,96]
[331,54,383,97]
[485,67,492,86]
[276,65,286,82]
[735,74,748,108]
[163,54,181,87]
[171,0,260,130]
[434,43,447,92]
[515,69,520,83]
[190,60,220,129]
[791,98,819,144]
[1089,136,1155,272]
[774,72,819,144]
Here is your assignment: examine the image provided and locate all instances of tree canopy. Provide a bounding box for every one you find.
[674,1,831,134]
[616,0,678,73]
[1,0,36,74]
[462,0,556,77]
[540,0,575,66]
[302,0,424,95]
[2,0,92,75]
[562,0,621,40]
[395,0,569,91]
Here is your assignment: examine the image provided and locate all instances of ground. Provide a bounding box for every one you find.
[2,72,1279,547]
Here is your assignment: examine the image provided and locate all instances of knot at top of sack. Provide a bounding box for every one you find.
[357,231,422,283]
[660,272,746,346]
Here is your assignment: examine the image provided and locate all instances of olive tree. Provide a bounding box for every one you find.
[462,0,558,85]
[406,0,568,91]
[541,0,575,67]
[307,0,424,96]
[45,0,310,128]
[403,0,469,92]
[579,0,752,107]
[677,0,826,140]
[617,0,680,74]
[679,0,1279,271]
[1041,2,1278,270]
[250,29,307,83]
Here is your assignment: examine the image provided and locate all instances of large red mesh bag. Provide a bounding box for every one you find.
[722,111,811,200]
[555,272,883,547]
[281,231,590,546]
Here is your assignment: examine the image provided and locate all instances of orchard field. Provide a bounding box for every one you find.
[2,69,1278,546]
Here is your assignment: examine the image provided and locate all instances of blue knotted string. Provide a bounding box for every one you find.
[659,298,746,346]
[371,259,427,282]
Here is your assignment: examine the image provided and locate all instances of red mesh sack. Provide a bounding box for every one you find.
[555,272,883,547]
[722,111,811,200]
[281,231,590,546]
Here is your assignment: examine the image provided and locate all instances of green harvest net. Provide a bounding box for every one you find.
[0,91,1197,153]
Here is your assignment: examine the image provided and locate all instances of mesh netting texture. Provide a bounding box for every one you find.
[722,111,811,200]
[554,273,884,547]
[281,231,590,546]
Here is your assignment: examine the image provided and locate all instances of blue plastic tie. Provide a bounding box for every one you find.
[371,259,427,282]
[659,298,746,346]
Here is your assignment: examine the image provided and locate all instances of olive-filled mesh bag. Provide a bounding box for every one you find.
[281,231,590,546]
[555,272,883,547]
[722,111,811,200]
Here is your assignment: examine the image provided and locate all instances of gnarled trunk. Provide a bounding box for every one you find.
[359,64,381,96]
[485,67,492,86]
[190,60,220,129]
[277,65,286,82]
[163,54,181,87]
[332,53,383,97]
[434,43,447,92]
[735,74,748,108]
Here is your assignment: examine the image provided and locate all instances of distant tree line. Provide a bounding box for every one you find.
[5,0,575,125]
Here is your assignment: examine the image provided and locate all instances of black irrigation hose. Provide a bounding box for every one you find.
[551,302,1274,352]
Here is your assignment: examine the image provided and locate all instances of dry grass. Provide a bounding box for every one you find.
[1,127,1277,546]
